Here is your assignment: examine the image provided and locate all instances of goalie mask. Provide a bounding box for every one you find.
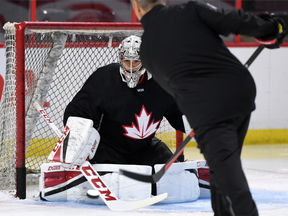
[119,35,146,88]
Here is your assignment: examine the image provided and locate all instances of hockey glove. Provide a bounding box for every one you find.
[254,13,287,49]
[48,117,100,169]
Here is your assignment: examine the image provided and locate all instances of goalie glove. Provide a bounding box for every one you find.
[48,117,100,169]
[254,13,287,49]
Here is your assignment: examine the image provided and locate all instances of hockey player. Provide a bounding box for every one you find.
[130,0,286,215]
[39,35,210,204]
[64,35,186,167]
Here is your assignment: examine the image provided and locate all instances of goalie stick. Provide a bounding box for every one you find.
[33,102,167,211]
[120,45,265,183]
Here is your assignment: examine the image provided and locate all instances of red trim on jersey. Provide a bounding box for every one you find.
[137,72,147,86]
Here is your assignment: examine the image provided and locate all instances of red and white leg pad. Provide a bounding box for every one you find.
[39,163,152,204]
[40,161,210,204]
[195,160,210,198]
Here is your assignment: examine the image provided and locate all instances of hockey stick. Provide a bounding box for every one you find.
[120,130,195,183]
[33,102,62,137]
[120,45,264,183]
[33,102,167,211]
[244,45,264,68]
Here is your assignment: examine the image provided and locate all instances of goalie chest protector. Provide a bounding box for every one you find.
[64,63,184,156]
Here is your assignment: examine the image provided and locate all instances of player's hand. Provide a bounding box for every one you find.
[255,13,287,49]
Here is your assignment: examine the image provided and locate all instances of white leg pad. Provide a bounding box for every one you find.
[93,164,152,202]
[40,163,152,204]
[155,161,200,203]
[40,161,209,204]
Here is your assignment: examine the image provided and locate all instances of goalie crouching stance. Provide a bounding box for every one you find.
[39,35,210,204]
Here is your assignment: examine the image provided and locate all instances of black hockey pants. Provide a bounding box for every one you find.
[194,114,258,216]
[92,137,174,166]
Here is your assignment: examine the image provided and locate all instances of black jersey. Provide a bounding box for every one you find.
[64,63,184,158]
[139,2,275,128]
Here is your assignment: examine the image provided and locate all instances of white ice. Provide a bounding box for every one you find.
[1,145,288,216]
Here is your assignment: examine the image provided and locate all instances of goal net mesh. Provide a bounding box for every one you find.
[0,22,179,193]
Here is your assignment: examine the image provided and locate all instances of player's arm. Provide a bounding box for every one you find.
[193,1,285,42]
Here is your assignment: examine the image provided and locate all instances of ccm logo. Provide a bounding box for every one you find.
[40,110,52,123]
[81,165,117,201]
[48,165,61,170]
[197,161,201,167]
[52,126,70,152]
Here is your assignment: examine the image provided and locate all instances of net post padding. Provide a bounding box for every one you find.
[25,32,68,150]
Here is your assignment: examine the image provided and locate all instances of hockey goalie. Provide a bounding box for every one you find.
[39,35,210,204]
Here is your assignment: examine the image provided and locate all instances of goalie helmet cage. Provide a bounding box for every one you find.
[0,21,184,199]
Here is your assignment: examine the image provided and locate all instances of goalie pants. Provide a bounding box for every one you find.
[91,137,174,166]
[194,114,258,216]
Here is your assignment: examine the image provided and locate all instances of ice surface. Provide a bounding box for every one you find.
[1,145,288,216]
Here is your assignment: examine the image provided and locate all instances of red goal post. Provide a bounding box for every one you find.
[0,22,184,199]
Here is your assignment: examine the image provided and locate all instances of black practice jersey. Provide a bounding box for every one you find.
[64,63,184,157]
[139,2,276,128]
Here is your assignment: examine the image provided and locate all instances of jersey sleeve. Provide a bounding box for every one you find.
[193,1,275,37]
[63,71,103,129]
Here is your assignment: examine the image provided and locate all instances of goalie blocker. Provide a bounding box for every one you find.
[39,160,210,204]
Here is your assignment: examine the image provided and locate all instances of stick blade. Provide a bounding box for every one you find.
[131,193,167,210]
[105,192,168,211]
[120,168,164,183]
[120,169,154,183]
[80,161,167,211]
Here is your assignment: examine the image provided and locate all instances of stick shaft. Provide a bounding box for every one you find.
[33,102,62,137]
[244,45,264,68]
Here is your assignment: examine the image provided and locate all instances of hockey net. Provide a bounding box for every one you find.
[0,22,183,198]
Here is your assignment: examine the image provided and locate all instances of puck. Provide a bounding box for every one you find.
[87,189,100,199]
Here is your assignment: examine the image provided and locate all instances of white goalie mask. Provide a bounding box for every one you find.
[118,35,146,88]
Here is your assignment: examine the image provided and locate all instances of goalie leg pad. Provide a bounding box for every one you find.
[94,164,152,201]
[39,163,152,203]
[39,163,97,203]
[40,162,209,203]
[196,160,211,198]
[155,161,200,203]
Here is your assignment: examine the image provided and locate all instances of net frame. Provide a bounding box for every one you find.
[0,21,183,199]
